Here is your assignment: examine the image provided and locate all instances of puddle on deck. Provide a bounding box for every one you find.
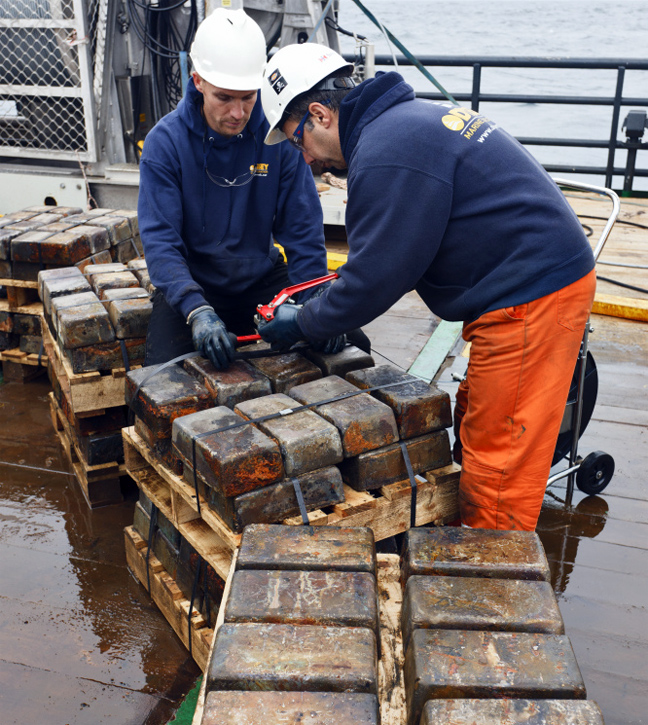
[1,309,646,724]
[0,377,200,725]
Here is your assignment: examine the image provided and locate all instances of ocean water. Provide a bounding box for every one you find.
[336,0,648,191]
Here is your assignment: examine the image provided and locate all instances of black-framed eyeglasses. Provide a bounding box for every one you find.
[204,133,260,188]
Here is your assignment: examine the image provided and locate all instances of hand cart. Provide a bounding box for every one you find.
[547,178,620,504]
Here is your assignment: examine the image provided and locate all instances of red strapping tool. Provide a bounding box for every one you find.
[236,272,339,344]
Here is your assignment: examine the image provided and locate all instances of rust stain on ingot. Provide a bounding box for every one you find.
[225,569,378,636]
[172,406,284,496]
[302,345,375,377]
[420,699,604,725]
[203,691,379,725]
[63,337,146,374]
[56,300,115,349]
[9,230,55,262]
[346,364,453,439]
[339,430,452,491]
[19,226,110,265]
[402,576,564,648]
[107,297,152,339]
[207,623,378,694]
[404,630,586,725]
[237,524,376,574]
[0,311,13,333]
[184,356,272,408]
[183,462,344,532]
[402,528,551,582]
[12,312,42,336]
[135,416,183,474]
[289,375,398,457]
[248,352,322,393]
[235,393,343,476]
[126,365,213,438]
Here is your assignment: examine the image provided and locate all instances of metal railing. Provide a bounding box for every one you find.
[348,54,648,194]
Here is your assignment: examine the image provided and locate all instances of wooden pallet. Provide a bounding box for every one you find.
[122,425,460,580]
[0,277,40,308]
[124,525,219,672]
[42,324,137,414]
[49,392,125,507]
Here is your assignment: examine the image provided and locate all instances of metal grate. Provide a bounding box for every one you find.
[0,0,98,161]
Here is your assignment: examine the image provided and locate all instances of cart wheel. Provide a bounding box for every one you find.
[576,451,615,495]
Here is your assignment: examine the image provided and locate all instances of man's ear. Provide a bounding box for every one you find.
[193,72,204,94]
[309,102,334,129]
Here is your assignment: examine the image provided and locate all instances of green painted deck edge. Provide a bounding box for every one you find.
[168,675,202,725]
[407,319,463,381]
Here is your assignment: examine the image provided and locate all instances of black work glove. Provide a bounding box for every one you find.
[310,334,347,355]
[188,306,236,370]
[257,304,304,351]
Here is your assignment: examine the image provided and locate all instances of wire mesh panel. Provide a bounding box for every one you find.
[0,0,98,161]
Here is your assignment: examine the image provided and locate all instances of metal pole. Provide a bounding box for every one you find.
[471,63,481,112]
[605,66,625,188]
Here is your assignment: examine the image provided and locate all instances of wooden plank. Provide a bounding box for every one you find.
[0,347,47,366]
[0,277,38,289]
[0,299,44,316]
[48,392,124,508]
[592,292,648,322]
[42,324,131,413]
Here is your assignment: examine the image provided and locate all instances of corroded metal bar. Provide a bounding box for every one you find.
[13,225,110,265]
[404,630,586,725]
[125,364,213,438]
[90,271,140,299]
[302,345,375,377]
[248,351,322,393]
[172,406,284,496]
[63,337,147,373]
[225,569,378,636]
[57,300,116,349]
[401,575,564,648]
[420,699,604,724]
[107,297,153,339]
[346,364,453,438]
[402,527,551,582]
[39,268,92,317]
[339,430,451,490]
[207,623,378,694]
[289,375,399,457]
[185,463,344,532]
[85,215,132,244]
[237,524,376,574]
[184,356,272,408]
[202,691,379,725]
[234,393,343,476]
[12,313,41,336]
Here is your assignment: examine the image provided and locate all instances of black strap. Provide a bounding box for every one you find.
[291,477,310,525]
[190,436,202,516]
[188,558,202,658]
[400,441,418,529]
[37,338,44,367]
[145,504,158,595]
[119,338,130,372]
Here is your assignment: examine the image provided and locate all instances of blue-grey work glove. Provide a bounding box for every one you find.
[188,305,236,370]
[310,333,347,355]
[257,303,304,351]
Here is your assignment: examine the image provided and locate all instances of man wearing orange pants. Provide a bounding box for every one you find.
[256,44,597,531]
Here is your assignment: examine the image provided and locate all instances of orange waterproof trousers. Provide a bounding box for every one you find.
[454,270,596,531]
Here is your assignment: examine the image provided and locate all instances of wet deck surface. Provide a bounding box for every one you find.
[1,193,647,724]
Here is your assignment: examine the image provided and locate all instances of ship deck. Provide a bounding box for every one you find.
[0,191,647,724]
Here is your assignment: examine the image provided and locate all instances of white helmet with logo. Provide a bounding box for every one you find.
[261,43,354,145]
[190,8,267,91]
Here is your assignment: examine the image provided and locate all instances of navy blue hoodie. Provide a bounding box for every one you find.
[298,72,594,340]
[138,78,327,320]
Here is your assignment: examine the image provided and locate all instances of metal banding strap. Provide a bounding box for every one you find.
[188,558,202,658]
[190,436,202,516]
[145,504,159,595]
[400,441,418,529]
[37,338,45,367]
[291,477,310,525]
[119,338,130,372]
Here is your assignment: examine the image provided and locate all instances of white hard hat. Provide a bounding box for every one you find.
[190,8,267,91]
[261,43,354,145]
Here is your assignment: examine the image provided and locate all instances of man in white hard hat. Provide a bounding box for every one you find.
[258,43,596,533]
[138,9,353,369]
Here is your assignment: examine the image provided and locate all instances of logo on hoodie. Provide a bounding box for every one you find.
[268,69,287,95]
[438,104,496,143]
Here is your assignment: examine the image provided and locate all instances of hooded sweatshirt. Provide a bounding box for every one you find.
[138,78,327,320]
[298,72,594,340]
